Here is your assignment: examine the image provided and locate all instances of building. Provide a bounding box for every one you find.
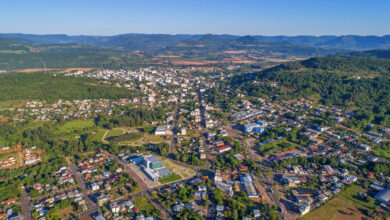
[216,182,233,197]
[282,175,301,187]
[374,187,390,205]
[244,182,259,198]
[141,155,172,182]
[143,155,162,169]
[298,203,310,215]
[216,146,232,153]
[240,173,253,183]
[155,126,172,136]
[243,123,264,133]
[214,170,222,182]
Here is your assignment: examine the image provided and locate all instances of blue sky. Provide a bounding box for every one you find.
[1,0,389,36]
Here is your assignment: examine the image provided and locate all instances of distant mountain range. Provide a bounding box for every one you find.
[1,33,390,51]
[1,33,390,70]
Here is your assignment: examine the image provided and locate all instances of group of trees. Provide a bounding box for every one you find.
[106,132,143,143]
[95,107,166,129]
[0,73,137,103]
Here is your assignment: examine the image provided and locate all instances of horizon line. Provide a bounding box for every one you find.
[1,32,390,38]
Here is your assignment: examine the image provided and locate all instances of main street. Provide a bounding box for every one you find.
[20,188,32,220]
[169,90,181,159]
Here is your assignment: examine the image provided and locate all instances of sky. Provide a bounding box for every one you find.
[1,0,389,36]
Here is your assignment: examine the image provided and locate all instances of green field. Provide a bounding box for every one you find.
[0,50,26,54]
[0,100,24,108]
[105,129,125,139]
[60,120,95,131]
[300,184,377,220]
[258,139,298,156]
[133,195,161,216]
[159,172,182,184]
[93,129,107,142]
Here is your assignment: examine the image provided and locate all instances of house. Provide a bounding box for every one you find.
[343,175,357,184]
[253,210,261,218]
[216,146,231,153]
[110,203,120,213]
[216,182,233,197]
[282,175,301,187]
[298,203,310,215]
[155,126,172,136]
[91,182,100,191]
[214,170,223,183]
[124,200,134,209]
[198,186,207,192]
[322,165,335,175]
[173,204,183,212]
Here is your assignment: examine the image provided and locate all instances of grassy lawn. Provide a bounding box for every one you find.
[0,100,24,108]
[143,135,166,143]
[259,139,298,156]
[61,120,94,131]
[159,172,182,184]
[180,170,189,178]
[300,184,375,220]
[105,129,125,139]
[161,158,196,176]
[93,129,107,142]
[133,195,161,216]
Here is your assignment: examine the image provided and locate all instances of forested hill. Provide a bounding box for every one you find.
[0,37,148,70]
[231,56,390,121]
[339,49,390,60]
[268,56,390,75]
[0,73,137,102]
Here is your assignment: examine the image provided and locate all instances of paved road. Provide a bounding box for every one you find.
[223,119,286,218]
[66,158,98,210]
[169,92,181,159]
[20,188,32,220]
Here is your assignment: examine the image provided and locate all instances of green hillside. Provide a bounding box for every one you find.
[232,57,390,124]
[0,73,137,102]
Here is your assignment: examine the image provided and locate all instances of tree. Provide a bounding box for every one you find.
[213,188,223,205]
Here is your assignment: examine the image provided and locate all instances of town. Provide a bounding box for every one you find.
[1,66,390,220]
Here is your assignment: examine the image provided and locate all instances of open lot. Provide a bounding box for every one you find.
[300,184,377,220]
[133,195,161,216]
[61,119,95,131]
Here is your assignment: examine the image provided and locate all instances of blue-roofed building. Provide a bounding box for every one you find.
[240,173,253,183]
[130,157,143,165]
[243,121,267,133]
